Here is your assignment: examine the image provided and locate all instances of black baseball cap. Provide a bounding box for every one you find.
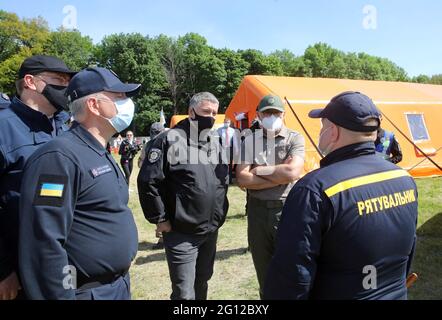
[18,55,77,79]
[66,67,141,102]
[308,91,381,132]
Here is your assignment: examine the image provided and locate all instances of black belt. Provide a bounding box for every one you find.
[77,270,129,290]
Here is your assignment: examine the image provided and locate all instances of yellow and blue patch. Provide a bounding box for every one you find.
[40,183,64,198]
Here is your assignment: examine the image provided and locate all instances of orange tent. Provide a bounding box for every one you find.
[225,75,442,178]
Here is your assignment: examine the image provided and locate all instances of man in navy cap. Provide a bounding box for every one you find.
[264,91,418,300]
[18,67,140,300]
[0,55,75,300]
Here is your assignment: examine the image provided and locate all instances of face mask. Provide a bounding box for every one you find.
[318,126,335,156]
[41,84,69,112]
[105,98,135,133]
[261,115,283,132]
[191,109,215,132]
[224,122,230,128]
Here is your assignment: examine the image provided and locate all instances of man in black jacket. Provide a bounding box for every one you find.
[137,92,229,300]
[119,131,141,183]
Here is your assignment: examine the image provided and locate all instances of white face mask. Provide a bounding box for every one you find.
[261,115,283,132]
[105,98,135,133]
[318,126,335,156]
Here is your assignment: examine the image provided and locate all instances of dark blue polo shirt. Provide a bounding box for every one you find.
[18,122,138,299]
[264,142,418,300]
[0,97,69,280]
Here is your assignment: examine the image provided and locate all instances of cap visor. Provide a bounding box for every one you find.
[107,83,141,97]
[258,106,284,113]
[46,67,77,76]
[308,109,324,118]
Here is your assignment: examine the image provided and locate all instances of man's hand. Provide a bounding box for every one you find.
[156,221,172,238]
[0,272,21,300]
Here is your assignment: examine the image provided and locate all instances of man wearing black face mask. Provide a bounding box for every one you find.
[0,55,75,300]
[138,92,229,300]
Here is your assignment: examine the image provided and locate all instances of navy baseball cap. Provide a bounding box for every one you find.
[308,91,381,132]
[18,55,77,79]
[66,67,141,102]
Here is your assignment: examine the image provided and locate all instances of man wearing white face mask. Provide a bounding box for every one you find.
[18,67,141,300]
[236,94,305,299]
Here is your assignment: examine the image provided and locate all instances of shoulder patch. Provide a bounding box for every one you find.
[148,148,162,163]
[34,175,68,207]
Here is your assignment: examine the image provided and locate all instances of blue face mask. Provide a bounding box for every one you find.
[106,98,135,133]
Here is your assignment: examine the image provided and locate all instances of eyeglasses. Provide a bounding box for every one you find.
[34,75,70,86]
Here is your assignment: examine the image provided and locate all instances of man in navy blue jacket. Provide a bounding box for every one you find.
[0,56,75,300]
[264,92,418,300]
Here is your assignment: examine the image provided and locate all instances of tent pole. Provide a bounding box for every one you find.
[407,146,442,172]
[380,111,442,172]
[285,97,324,159]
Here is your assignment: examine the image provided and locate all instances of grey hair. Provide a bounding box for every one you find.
[69,93,105,121]
[189,92,219,110]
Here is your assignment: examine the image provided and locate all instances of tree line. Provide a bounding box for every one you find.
[1,10,441,135]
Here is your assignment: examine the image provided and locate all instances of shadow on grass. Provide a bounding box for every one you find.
[216,247,249,261]
[409,212,442,300]
[417,212,442,237]
[134,247,249,265]
[226,214,247,221]
[138,241,159,251]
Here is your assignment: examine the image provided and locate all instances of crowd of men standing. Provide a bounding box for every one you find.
[0,54,418,300]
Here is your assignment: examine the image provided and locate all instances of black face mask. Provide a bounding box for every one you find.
[191,109,215,132]
[41,84,69,112]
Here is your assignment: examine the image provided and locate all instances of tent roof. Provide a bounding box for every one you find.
[247,75,442,104]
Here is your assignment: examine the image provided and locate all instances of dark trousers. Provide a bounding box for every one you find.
[247,197,284,299]
[75,273,131,300]
[163,230,218,300]
[120,159,133,183]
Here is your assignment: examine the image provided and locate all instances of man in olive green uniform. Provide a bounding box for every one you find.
[236,95,305,298]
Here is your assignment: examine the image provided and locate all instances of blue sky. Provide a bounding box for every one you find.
[2,0,441,76]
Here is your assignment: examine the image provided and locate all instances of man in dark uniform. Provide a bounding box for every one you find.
[138,122,166,250]
[18,67,140,300]
[138,122,166,169]
[265,92,418,300]
[0,93,10,109]
[375,127,403,164]
[137,92,229,300]
[0,55,75,300]
[119,130,141,183]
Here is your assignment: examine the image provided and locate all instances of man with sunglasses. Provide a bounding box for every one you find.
[0,55,75,300]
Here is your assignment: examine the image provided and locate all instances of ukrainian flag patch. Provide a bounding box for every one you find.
[34,175,68,207]
[40,183,64,197]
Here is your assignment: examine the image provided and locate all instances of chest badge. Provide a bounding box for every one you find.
[148,148,162,163]
[90,165,112,178]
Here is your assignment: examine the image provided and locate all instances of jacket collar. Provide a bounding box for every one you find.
[320,142,376,167]
[71,122,106,156]
[10,96,53,133]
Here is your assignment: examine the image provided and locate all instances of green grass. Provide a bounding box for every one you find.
[408,177,442,300]
[125,154,441,300]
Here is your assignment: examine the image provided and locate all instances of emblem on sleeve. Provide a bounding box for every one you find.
[148,148,162,163]
[40,183,65,198]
